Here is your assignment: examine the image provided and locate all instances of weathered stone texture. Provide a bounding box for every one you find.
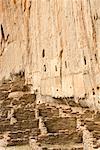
[0,0,100,110]
[0,74,99,149]
[0,0,100,150]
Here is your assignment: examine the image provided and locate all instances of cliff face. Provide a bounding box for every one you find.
[0,0,100,110]
[0,0,100,150]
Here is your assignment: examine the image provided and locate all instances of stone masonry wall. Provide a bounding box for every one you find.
[0,0,100,150]
[0,0,100,110]
[0,71,99,150]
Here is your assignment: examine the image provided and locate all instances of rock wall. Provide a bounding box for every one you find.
[0,73,99,150]
[0,0,100,110]
[0,0,100,150]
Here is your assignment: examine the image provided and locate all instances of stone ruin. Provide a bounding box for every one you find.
[0,71,99,150]
[0,0,100,150]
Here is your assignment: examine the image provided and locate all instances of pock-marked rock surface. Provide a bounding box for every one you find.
[0,0,100,150]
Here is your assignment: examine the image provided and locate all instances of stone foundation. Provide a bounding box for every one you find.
[0,0,100,149]
[0,74,99,150]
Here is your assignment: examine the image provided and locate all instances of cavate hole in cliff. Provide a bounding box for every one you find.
[97,86,100,90]
[92,88,95,95]
[42,49,45,58]
[13,0,16,4]
[24,0,27,11]
[6,34,9,42]
[84,56,86,65]
[65,61,67,68]
[43,65,46,72]
[19,70,25,78]
[95,53,97,62]
[59,49,63,84]
[55,65,57,71]
[1,24,5,40]
[5,34,10,43]
[94,13,98,21]
[94,15,96,20]
[12,70,25,78]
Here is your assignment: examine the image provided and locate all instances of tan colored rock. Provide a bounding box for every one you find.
[0,0,100,150]
[8,92,24,99]
[0,0,100,110]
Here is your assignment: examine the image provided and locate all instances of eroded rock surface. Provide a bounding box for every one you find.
[0,74,99,150]
[0,0,100,149]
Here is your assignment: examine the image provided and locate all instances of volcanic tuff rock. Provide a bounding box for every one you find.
[0,0,100,150]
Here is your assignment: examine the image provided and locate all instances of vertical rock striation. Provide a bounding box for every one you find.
[0,0,100,149]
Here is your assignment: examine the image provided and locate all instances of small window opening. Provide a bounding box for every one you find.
[95,53,97,62]
[42,49,45,58]
[92,88,95,95]
[84,56,86,65]
[6,34,9,41]
[65,61,67,68]
[55,65,57,71]
[13,0,16,4]
[94,16,96,20]
[93,91,95,95]
[94,14,98,21]
[43,65,46,72]
[1,24,5,39]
